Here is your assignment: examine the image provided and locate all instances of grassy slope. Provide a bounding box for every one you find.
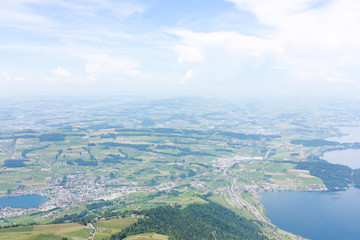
[0,223,89,240]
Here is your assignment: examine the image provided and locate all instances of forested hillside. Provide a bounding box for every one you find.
[110,201,267,240]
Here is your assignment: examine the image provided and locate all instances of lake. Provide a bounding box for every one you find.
[322,149,360,169]
[326,126,360,143]
[261,126,360,239]
[0,194,47,208]
[323,126,360,169]
[262,187,360,240]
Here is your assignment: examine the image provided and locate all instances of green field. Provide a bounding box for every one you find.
[0,223,89,240]
[124,233,168,239]
[0,97,353,240]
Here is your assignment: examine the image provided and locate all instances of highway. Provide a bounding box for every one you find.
[223,154,305,240]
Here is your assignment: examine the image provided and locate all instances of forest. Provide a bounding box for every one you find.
[290,139,340,147]
[110,201,267,240]
[295,161,353,190]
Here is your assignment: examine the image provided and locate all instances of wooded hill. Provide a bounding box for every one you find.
[110,200,267,240]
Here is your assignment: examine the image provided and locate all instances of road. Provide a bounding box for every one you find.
[263,147,273,160]
[223,155,305,240]
[223,165,267,222]
[88,223,96,240]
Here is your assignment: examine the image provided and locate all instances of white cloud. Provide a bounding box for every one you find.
[169,29,283,64]
[0,72,26,83]
[1,0,358,96]
[52,66,71,77]
[176,69,194,85]
[54,53,156,85]
[225,0,360,83]
[168,29,283,83]
[55,0,146,19]
[168,29,283,63]
[0,1,50,24]
[49,66,94,84]
[84,54,140,77]
[322,70,354,84]
[0,0,145,24]
[174,45,204,63]
[46,75,93,84]
[1,72,11,82]
[14,77,26,82]
[184,69,193,80]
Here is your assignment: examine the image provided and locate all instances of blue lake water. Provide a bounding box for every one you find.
[326,126,360,143]
[262,187,360,240]
[263,126,360,239]
[322,149,360,169]
[0,194,47,208]
[323,126,360,169]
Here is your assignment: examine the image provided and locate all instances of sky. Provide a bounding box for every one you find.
[1,0,360,97]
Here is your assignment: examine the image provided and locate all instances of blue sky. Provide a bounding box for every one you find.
[1,0,360,97]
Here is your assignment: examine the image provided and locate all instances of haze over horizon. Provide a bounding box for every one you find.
[1,0,360,98]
